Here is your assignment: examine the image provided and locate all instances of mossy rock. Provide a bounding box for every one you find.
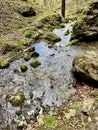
[73,51,98,84]
[20,62,28,72]
[66,39,78,46]
[0,58,9,69]
[37,13,62,30]
[31,51,39,57]
[6,91,25,107]
[30,59,41,68]
[29,92,34,99]
[71,2,98,42]
[18,5,36,17]
[40,14,62,26]
[45,32,61,44]
[59,23,65,28]
[64,29,70,35]
[23,46,35,60]
[23,52,32,61]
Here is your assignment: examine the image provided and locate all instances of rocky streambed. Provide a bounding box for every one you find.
[0,21,97,130]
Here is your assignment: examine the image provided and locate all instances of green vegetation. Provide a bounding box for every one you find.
[29,91,34,99]
[24,29,34,38]
[30,58,41,68]
[0,58,9,69]
[64,29,70,35]
[20,62,28,72]
[44,115,57,128]
[66,39,78,46]
[6,91,25,107]
[45,32,61,45]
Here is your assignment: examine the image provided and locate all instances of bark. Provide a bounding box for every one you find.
[61,0,65,17]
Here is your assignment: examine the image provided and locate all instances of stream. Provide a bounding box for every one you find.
[0,21,90,129]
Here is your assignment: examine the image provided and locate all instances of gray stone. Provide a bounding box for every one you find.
[73,51,98,84]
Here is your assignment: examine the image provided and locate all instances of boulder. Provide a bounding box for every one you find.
[71,2,98,42]
[73,51,98,84]
[30,58,41,68]
[0,58,9,69]
[18,6,36,17]
[20,62,28,72]
[6,91,25,107]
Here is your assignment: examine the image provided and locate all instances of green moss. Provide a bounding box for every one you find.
[16,39,27,49]
[20,62,28,72]
[66,39,78,46]
[0,58,9,69]
[29,92,34,99]
[23,52,32,61]
[59,23,65,28]
[6,91,25,107]
[30,59,41,68]
[24,29,34,38]
[45,32,61,44]
[64,29,70,35]
[44,115,57,128]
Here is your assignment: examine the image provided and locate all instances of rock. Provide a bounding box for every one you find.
[82,98,95,115]
[0,58,9,69]
[64,29,70,35]
[42,104,50,113]
[23,46,36,60]
[60,23,65,28]
[45,32,61,45]
[39,14,62,27]
[65,109,76,120]
[30,58,41,68]
[18,120,27,128]
[6,91,25,107]
[20,62,28,72]
[31,51,39,57]
[29,92,34,99]
[23,52,32,61]
[34,107,40,117]
[37,115,44,125]
[73,51,98,84]
[18,6,36,17]
[71,2,98,42]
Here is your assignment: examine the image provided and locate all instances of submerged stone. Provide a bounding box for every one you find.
[64,29,70,35]
[30,58,41,68]
[20,62,28,72]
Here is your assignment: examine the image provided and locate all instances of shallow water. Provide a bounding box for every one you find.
[0,21,89,129]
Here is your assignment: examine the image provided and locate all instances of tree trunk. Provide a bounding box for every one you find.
[61,0,65,17]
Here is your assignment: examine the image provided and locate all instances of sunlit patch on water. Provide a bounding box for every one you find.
[53,21,75,46]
